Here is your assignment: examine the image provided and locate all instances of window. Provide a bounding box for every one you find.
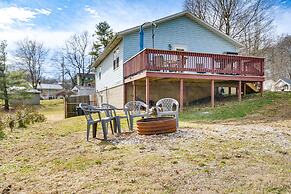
[176,48,185,51]
[98,67,101,80]
[113,47,120,70]
[174,44,187,51]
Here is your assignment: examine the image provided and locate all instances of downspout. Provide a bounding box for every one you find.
[139,22,148,51]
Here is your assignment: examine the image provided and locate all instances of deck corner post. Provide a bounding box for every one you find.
[132,81,136,101]
[260,81,264,97]
[146,77,150,105]
[211,79,215,108]
[238,80,242,102]
[123,83,127,106]
[179,79,184,111]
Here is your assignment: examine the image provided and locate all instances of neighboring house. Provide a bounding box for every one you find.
[37,83,63,99]
[71,86,96,96]
[264,79,275,91]
[76,73,95,87]
[93,11,265,109]
[273,78,291,91]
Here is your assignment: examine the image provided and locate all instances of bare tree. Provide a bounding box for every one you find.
[264,35,291,80]
[63,31,92,86]
[184,0,274,55]
[14,39,48,89]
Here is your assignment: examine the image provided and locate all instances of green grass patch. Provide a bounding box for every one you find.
[180,92,291,121]
[52,154,102,171]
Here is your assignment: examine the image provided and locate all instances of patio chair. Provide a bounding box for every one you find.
[79,103,117,141]
[124,101,150,131]
[101,103,130,133]
[156,98,179,127]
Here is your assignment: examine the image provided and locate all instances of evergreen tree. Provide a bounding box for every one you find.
[0,40,30,110]
[90,21,114,59]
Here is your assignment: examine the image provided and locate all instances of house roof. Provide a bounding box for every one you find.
[37,83,63,90]
[72,86,95,91]
[93,11,244,67]
[280,78,291,85]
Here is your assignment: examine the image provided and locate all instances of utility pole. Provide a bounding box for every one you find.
[61,56,65,89]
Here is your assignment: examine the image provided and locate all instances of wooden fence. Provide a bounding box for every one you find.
[64,95,97,118]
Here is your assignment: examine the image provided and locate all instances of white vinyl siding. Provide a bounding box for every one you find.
[95,40,124,92]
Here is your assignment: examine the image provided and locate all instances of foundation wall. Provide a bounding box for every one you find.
[97,84,124,108]
[126,80,213,105]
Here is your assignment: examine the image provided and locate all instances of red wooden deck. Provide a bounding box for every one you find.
[123,49,265,110]
[124,48,264,79]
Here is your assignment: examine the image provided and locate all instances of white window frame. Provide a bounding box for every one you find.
[98,67,101,80]
[113,47,120,70]
[174,44,187,51]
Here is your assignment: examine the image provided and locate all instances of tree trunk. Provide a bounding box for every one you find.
[3,76,9,111]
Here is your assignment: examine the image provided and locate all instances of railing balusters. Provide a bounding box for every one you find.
[123,49,264,78]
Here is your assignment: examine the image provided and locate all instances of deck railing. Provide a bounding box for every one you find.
[124,49,264,78]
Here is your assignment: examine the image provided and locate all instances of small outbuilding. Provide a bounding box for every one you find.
[273,78,291,91]
[10,89,41,106]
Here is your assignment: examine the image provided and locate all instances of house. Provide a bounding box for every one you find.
[71,86,96,96]
[37,83,63,99]
[93,11,264,109]
[273,78,291,91]
[75,73,95,87]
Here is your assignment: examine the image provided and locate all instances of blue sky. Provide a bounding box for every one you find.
[0,0,183,49]
[1,0,290,49]
[0,0,291,76]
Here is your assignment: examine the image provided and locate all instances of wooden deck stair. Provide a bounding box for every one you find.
[246,83,259,93]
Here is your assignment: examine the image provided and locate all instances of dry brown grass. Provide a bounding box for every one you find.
[0,97,291,193]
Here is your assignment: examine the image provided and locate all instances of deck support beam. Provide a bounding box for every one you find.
[228,87,231,96]
[123,83,127,106]
[243,83,247,96]
[260,81,264,96]
[132,81,136,101]
[179,79,184,111]
[238,80,242,102]
[211,79,215,108]
[146,77,150,105]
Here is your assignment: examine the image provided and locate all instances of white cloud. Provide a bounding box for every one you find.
[35,8,52,16]
[0,6,38,29]
[0,6,52,29]
[84,6,100,18]
[57,7,63,11]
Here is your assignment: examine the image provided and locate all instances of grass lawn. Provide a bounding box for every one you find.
[180,92,291,122]
[0,93,291,193]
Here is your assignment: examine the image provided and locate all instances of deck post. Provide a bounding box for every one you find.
[243,83,247,96]
[260,81,264,96]
[132,81,136,101]
[211,79,215,108]
[179,79,184,111]
[228,87,231,96]
[146,77,150,105]
[238,81,242,102]
[123,83,127,106]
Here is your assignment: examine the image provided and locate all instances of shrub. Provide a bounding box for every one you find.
[0,118,5,139]
[7,115,15,131]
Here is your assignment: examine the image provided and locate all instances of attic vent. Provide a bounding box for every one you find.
[223,52,239,55]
